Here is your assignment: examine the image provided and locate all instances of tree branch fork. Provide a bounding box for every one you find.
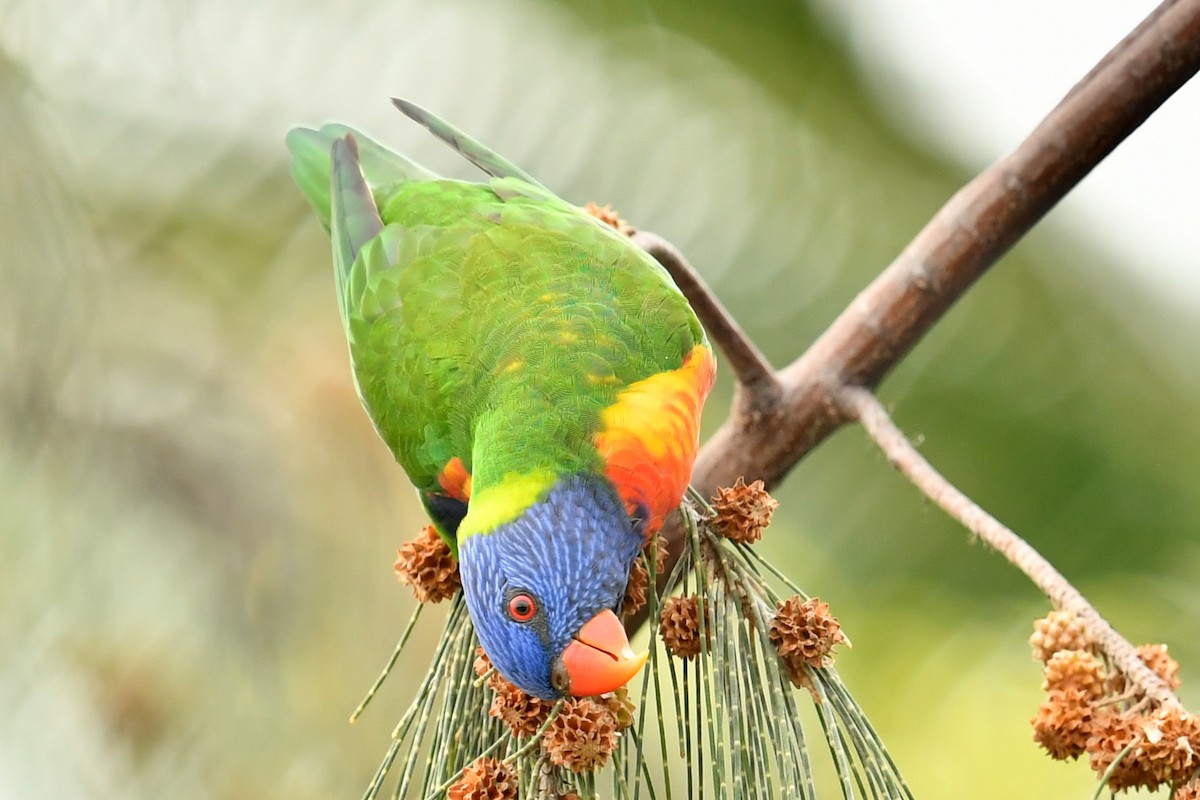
[625,0,1200,709]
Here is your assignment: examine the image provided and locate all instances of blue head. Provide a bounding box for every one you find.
[458,474,648,699]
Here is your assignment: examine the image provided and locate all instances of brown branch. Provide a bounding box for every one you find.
[626,0,1200,634]
[836,385,1179,707]
[632,230,780,405]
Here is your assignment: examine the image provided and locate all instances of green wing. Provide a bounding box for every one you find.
[390,98,545,188]
[287,123,437,230]
[287,102,705,538]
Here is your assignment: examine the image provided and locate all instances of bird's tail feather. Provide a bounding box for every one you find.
[285,122,437,231]
[328,135,386,330]
[390,98,548,190]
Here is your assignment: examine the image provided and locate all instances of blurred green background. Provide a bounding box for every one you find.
[3,0,1198,797]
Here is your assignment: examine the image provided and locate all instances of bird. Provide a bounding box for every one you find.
[285,99,714,700]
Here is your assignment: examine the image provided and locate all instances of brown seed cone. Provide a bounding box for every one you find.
[769,596,846,675]
[660,595,708,660]
[1029,610,1092,663]
[473,647,552,736]
[1042,650,1107,700]
[1139,706,1200,785]
[394,526,460,603]
[1087,708,1159,792]
[1109,644,1183,697]
[622,536,668,620]
[623,557,649,621]
[710,477,779,544]
[780,662,823,701]
[1140,644,1183,690]
[473,646,497,683]
[491,688,551,738]
[601,686,636,732]
[448,756,519,800]
[583,202,636,236]
[1031,687,1095,761]
[1176,780,1200,800]
[542,697,619,772]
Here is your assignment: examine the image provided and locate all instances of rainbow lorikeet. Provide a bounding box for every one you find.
[286,100,714,700]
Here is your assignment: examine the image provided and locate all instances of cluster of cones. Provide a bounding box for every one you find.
[446,649,634,797]
[1029,609,1198,794]
[471,647,635,772]
[393,482,1200,797]
[392,477,848,795]
[393,525,633,790]
[658,478,846,691]
[393,525,460,603]
[447,755,584,800]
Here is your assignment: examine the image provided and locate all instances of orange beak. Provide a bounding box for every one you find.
[559,609,649,697]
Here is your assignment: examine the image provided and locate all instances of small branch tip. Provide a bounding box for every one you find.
[632,230,780,403]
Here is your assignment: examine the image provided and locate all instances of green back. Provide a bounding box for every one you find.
[287,111,705,540]
[352,176,702,495]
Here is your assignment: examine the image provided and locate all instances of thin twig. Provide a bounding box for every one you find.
[351,602,423,723]
[633,230,779,405]
[1092,742,1138,800]
[837,385,1179,708]
[626,0,1200,636]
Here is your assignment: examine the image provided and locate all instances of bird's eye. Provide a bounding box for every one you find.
[507,592,537,622]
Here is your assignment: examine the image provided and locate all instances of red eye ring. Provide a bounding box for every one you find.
[507,593,537,622]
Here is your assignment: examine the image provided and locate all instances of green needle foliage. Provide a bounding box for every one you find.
[359,488,913,799]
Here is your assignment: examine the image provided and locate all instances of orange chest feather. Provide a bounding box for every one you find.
[594,344,716,537]
[433,345,714,537]
[438,456,472,502]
